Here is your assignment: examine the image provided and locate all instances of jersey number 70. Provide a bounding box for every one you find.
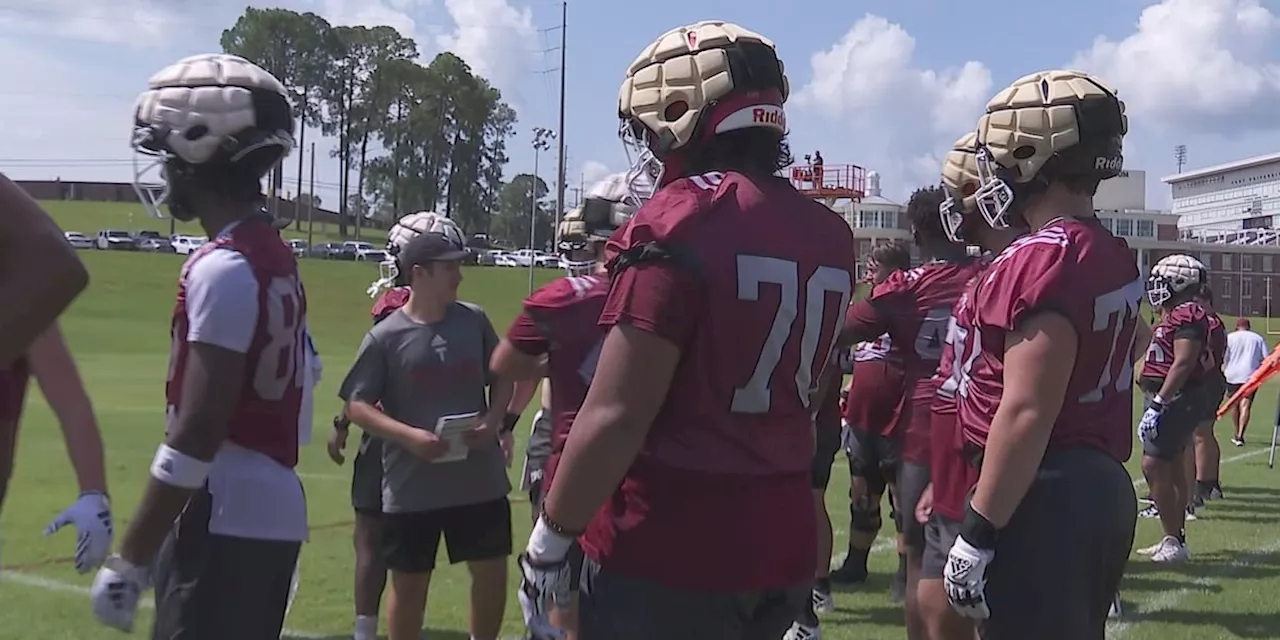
[731,255,852,414]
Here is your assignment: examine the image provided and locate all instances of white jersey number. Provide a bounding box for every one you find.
[731,256,853,414]
[254,276,307,400]
[1079,278,1142,403]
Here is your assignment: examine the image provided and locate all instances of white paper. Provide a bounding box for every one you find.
[433,411,480,463]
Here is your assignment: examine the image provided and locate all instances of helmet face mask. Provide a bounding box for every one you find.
[939,132,984,245]
[972,146,1016,232]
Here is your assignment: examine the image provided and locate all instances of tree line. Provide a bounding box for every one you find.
[221,7,555,247]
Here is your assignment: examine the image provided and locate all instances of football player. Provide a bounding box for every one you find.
[328,211,477,640]
[0,175,89,368]
[837,186,987,639]
[1191,287,1225,504]
[915,132,1021,640]
[830,241,910,592]
[940,70,1140,639]
[1136,254,1212,563]
[0,323,112,573]
[493,184,633,640]
[518,20,855,639]
[90,54,308,638]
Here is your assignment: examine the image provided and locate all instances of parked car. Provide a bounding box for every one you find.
[358,250,388,263]
[170,235,207,255]
[312,242,356,260]
[136,237,176,253]
[64,231,94,249]
[286,239,308,258]
[134,230,164,248]
[343,241,385,261]
[493,253,520,267]
[96,229,137,251]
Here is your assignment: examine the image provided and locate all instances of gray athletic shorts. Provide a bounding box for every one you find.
[897,461,931,552]
[521,407,554,493]
[978,447,1135,640]
[350,433,383,514]
[922,513,961,580]
[578,558,808,640]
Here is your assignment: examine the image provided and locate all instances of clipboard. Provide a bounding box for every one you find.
[434,411,480,463]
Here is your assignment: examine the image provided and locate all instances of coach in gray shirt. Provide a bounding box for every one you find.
[340,231,515,640]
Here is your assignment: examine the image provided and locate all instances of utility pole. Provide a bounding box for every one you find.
[306,142,316,251]
[554,0,568,251]
[1174,144,1188,174]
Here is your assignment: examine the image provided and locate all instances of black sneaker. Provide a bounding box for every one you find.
[830,561,868,585]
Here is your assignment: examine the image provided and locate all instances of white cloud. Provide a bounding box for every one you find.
[0,0,184,46]
[578,161,611,190]
[312,0,431,52]
[1069,0,1280,135]
[435,0,537,97]
[793,14,992,197]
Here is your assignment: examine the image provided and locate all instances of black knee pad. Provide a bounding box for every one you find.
[850,497,882,534]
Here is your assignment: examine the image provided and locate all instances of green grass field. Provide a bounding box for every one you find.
[2,208,1280,639]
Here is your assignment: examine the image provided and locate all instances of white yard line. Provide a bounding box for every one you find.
[0,570,327,638]
[1106,538,1280,639]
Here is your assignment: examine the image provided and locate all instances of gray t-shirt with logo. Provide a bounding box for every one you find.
[339,302,509,513]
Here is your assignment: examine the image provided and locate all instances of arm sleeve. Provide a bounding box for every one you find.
[338,332,387,405]
[184,249,260,353]
[599,246,704,346]
[506,308,551,356]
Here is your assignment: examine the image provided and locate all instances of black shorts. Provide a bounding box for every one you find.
[1225,382,1256,401]
[381,498,513,573]
[811,422,842,489]
[152,488,301,640]
[578,558,808,640]
[1202,375,1227,423]
[350,433,383,514]
[921,513,961,580]
[979,447,1135,640]
[896,461,931,552]
[846,427,900,495]
[1142,387,1210,460]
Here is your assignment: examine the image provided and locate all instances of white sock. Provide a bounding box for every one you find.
[354,615,378,640]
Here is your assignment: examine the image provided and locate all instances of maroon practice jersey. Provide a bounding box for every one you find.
[955,218,1141,463]
[581,170,856,591]
[505,274,609,483]
[1141,301,1210,384]
[167,218,307,468]
[843,259,986,463]
[372,287,410,322]
[931,278,980,520]
[1206,311,1227,374]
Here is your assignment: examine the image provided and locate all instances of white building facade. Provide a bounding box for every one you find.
[1163,152,1280,231]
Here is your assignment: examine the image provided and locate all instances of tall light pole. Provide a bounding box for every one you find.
[530,126,556,293]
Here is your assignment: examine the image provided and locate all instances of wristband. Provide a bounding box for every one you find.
[527,515,575,561]
[150,444,212,490]
[1152,393,1168,408]
[502,412,521,434]
[960,503,999,550]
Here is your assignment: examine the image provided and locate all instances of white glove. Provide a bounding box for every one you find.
[90,555,151,632]
[518,517,576,640]
[44,491,113,574]
[944,535,995,619]
[1138,406,1162,444]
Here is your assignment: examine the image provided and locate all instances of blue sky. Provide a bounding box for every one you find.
[2,0,1279,209]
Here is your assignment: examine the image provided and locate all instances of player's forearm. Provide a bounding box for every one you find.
[969,399,1056,527]
[508,378,539,417]
[30,328,107,493]
[119,481,196,566]
[58,421,107,495]
[346,400,420,446]
[485,376,515,425]
[543,403,651,531]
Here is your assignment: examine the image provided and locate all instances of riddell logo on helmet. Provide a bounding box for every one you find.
[1095,156,1123,171]
[752,107,785,129]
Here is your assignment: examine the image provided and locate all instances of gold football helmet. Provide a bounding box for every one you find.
[973,69,1127,230]
[939,131,981,244]
[618,20,789,203]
